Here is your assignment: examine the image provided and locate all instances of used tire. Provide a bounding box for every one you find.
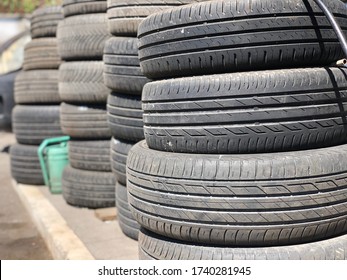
[143,67,347,154]
[139,228,347,260]
[116,182,140,240]
[62,165,115,209]
[63,0,107,17]
[127,140,347,247]
[14,70,60,104]
[69,139,111,172]
[12,105,63,145]
[57,13,109,60]
[23,38,61,70]
[103,37,150,94]
[31,6,63,39]
[60,103,111,139]
[111,137,134,185]
[107,92,144,142]
[10,144,44,185]
[138,0,347,79]
[59,61,110,103]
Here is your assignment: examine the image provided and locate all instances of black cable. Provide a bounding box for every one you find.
[312,0,347,58]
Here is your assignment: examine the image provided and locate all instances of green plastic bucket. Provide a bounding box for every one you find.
[38,136,70,194]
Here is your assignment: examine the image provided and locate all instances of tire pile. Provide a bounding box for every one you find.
[10,6,64,185]
[57,0,115,209]
[127,0,347,260]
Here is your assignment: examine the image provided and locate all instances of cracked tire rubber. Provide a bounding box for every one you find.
[107,92,144,142]
[69,139,111,172]
[103,37,151,94]
[30,6,63,39]
[57,13,109,60]
[10,144,44,185]
[63,0,107,17]
[127,140,347,247]
[23,38,61,70]
[59,61,110,103]
[111,137,134,185]
[138,0,347,79]
[12,105,63,145]
[60,103,111,139]
[139,228,347,260]
[62,165,115,209]
[143,67,347,154]
[14,70,60,104]
[116,182,140,240]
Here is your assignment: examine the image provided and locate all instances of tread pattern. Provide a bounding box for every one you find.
[14,70,60,104]
[138,0,347,78]
[103,37,151,94]
[10,144,44,185]
[31,6,63,38]
[63,0,107,17]
[62,165,115,209]
[111,137,134,185]
[107,92,144,141]
[12,105,63,145]
[143,67,347,154]
[59,61,110,103]
[69,139,111,171]
[127,140,347,246]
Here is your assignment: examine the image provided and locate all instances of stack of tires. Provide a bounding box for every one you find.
[10,6,64,185]
[57,0,115,209]
[128,0,347,260]
[104,0,205,241]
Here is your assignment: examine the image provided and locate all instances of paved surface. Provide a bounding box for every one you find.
[0,131,52,260]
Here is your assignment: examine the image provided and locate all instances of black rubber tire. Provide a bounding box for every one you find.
[23,38,61,70]
[138,0,347,79]
[60,102,111,139]
[69,139,111,172]
[30,6,64,39]
[116,182,140,240]
[107,92,144,142]
[57,13,109,61]
[0,71,18,130]
[12,105,63,145]
[63,0,107,17]
[111,137,134,185]
[127,140,347,247]
[143,67,347,154]
[139,228,347,260]
[14,70,60,104]
[103,37,151,94]
[10,144,44,185]
[107,0,203,36]
[62,165,115,209]
[59,61,110,103]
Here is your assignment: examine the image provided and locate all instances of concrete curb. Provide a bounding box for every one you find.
[13,180,95,260]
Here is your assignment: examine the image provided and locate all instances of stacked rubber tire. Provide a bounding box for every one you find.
[10,6,64,185]
[57,0,115,209]
[128,0,347,260]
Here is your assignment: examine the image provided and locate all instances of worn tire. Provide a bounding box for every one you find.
[107,92,144,141]
[138,0,347,79]
[30,6,63,39]
[59,61,110,103]
[57,14,109,60]
[128,140,347,247]
[14,70,60,104]
[60,103,111,139]
[116,182,140,240]
[12,105,63,145]
[143,67,347,154]
[69,139,111,172]
[10,144,44,185]
[103,37,150,94]
[63,0,107,17]
[139,228,347,260]
[111,138,134,185]
[62,165,115,209]
[23,38,61,70]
